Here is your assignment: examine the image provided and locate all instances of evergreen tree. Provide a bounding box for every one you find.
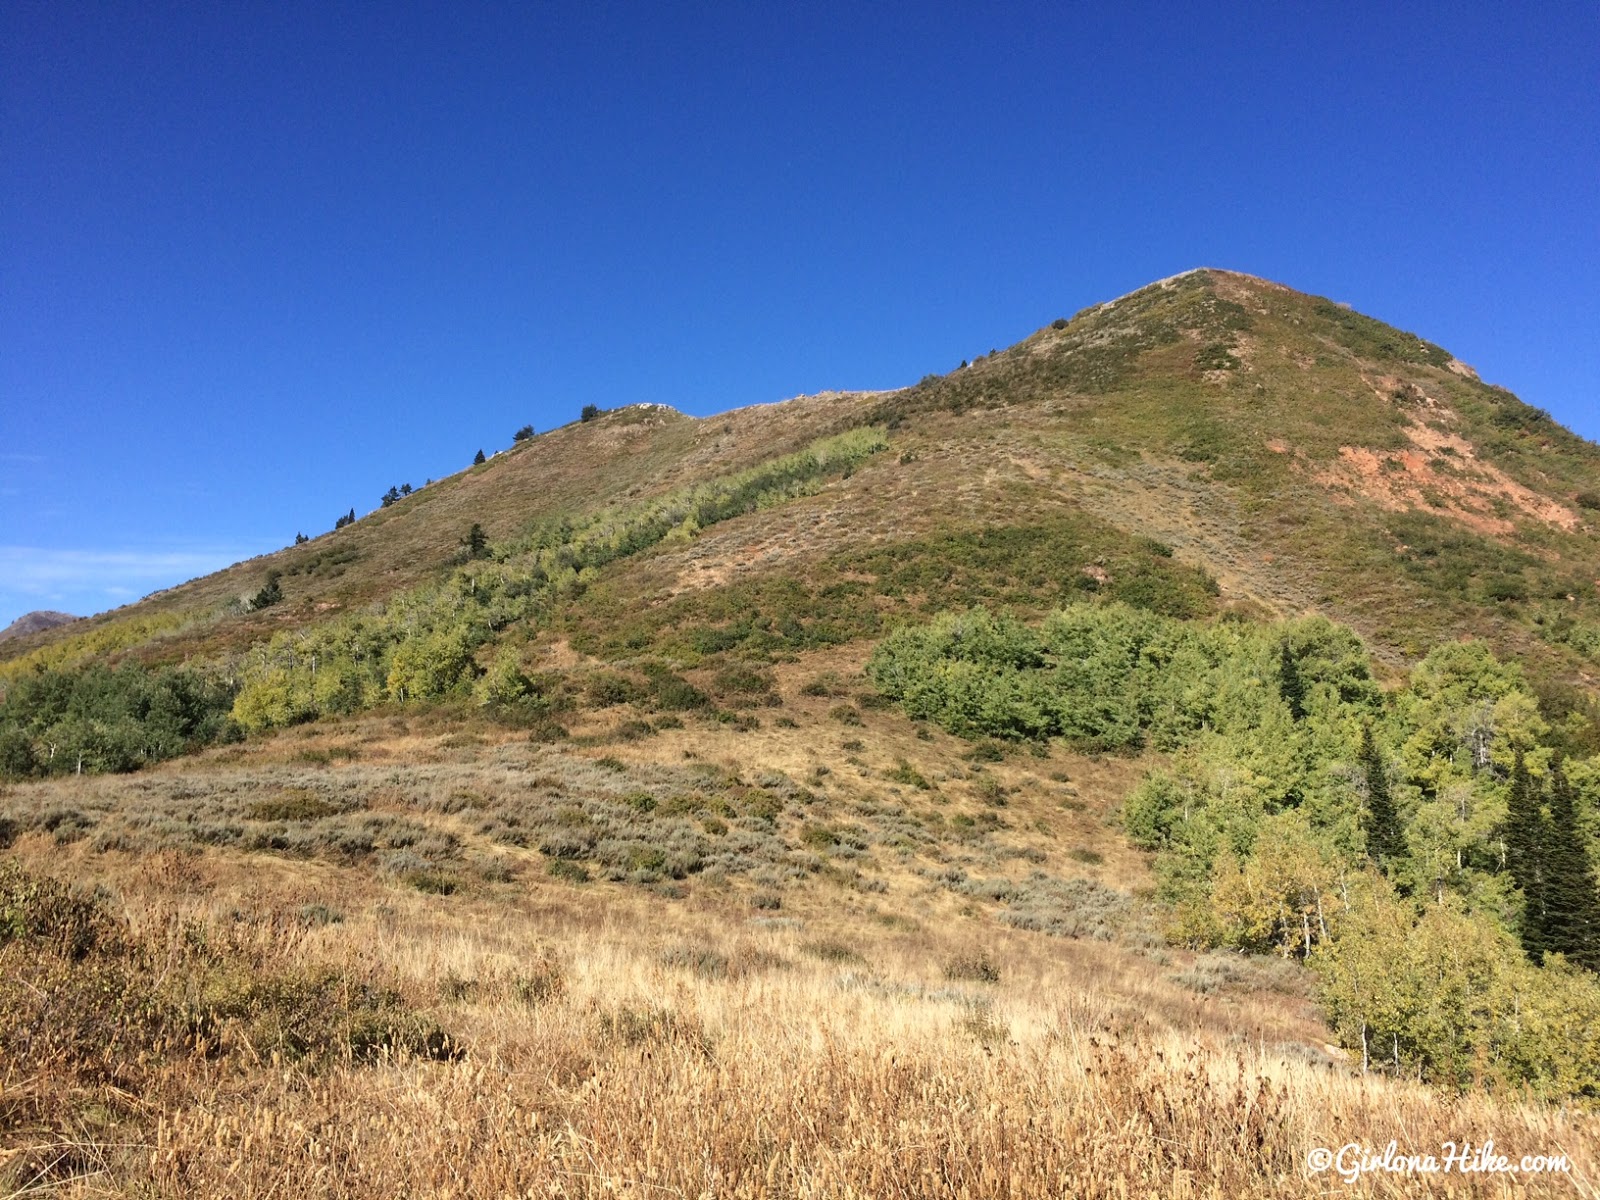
[1359,724,1405,871]
[463,523,488,559]
[1278,641,1308,721]
[580,404,600,422]
[473,449,486,465]
[294,531,308,545]
[400,482,413,496]
[251,571,283,611]
[1504,750,1552,963]
[381,486,401,507]
[512,424,534,442]
[1539,756,1600,971]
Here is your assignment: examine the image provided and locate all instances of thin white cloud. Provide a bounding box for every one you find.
[0,545,269,620]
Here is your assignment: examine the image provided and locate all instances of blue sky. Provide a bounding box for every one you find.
[3,2,1597,627]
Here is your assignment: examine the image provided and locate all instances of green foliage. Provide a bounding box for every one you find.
[285,543,360,580]
[1386,512,1549,607]
[869,605,1359,752]
[512,424,535,442]
[1507,755,1600,971]
[473,448,486,465]
[874,271,1253,420]
[1192,342,1240,372]
[0,612,196,681]
[872,600,1600,1096]
[228,426,888,733]
[1358,724,1405,871]
[0,663,238,779]
[580,404,601,422]
[1315,887,1600,1097]
[1309,298,1453,368]
[252,570,284,610]
[538,507,1220,666]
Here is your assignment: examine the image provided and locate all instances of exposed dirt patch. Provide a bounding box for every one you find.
[1312,415,1580,537]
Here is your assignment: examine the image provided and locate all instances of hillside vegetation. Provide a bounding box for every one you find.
[3,269,1599,1195]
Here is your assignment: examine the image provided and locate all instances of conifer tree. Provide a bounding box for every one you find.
[1358,724,1405,871]
[1539,756,1600,971]
[251,571,283,610]
[1278,641,1308,721]
[1504,750,1552,963]
[473,449,486,465]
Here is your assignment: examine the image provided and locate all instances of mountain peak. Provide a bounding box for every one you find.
[0,610,79,644]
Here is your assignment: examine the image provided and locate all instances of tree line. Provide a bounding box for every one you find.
[870,603,1600,1097]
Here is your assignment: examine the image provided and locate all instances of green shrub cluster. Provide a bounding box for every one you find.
[0,663,237,779]
[1309,299,1453,368]
[868,604,1369,752]
[871,602,1600,1097]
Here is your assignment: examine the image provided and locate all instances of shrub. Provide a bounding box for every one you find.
[247,790,342,822]
[547,859,591,883]
[586,673,641,708]
[801,938,865,964]
[887,759,932,790]
[0,859,457,1085]
[943,949,1001,983]
[512,952,566,1005]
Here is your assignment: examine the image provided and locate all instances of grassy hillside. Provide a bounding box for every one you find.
[3,270,1600,1195]
[7,271,1596,694]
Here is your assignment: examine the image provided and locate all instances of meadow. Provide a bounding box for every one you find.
[4,682,1597,1197]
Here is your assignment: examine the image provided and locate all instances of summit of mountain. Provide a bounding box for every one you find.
[4,269,1597,701]
[0,610,78,644]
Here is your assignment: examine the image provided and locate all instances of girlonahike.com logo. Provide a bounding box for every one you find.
[1306,1140,1571,1185]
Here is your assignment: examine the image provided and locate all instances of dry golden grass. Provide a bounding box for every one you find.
[4,827,1598,1199]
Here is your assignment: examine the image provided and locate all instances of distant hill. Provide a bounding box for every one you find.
[5,268,1595,699]
[0,610,78,644]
